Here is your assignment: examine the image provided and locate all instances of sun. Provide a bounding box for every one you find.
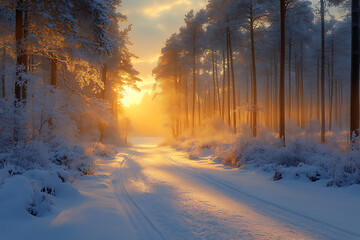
[121,86,144,107]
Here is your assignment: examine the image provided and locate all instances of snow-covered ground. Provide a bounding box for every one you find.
[1,137,360,240]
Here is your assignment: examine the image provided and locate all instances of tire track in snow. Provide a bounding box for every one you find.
[164,154,360,240]
[113,154,165,240]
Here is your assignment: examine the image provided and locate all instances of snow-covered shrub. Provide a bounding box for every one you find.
[170,120,360,187]
[89,142,118,158]
[0,168,80,218]
[171,116,235,151]
[0,136,94,217]
[50,139,94,176]
[0,138,94,178]
[326,150,360,186]
[232,137,360,186]
[174,124,360,187]
[221,149,237,166]
[0,141,49,170]
[188,147,201,160]
[273,169,282,181]
[23,170,59,216]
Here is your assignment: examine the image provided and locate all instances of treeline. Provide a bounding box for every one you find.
[153,0,359,146]
[0,0,140,145]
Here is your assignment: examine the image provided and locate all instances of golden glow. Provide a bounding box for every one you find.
[121,86,144,107]
[142,0,192,18]
[131,54,160,64]
[120,0,208,137]
[121,74,157,107]
[121,0,208,107]
[125,92,169,137]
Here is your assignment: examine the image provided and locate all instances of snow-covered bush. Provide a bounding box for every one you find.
[89,142,118,159]
[0,139,94,177]
[171,117,236,150]
[174,123,360,187]
[231,137,360,186]
[0,167,80,217]
[0,137,94,217]
[50,139,95,176]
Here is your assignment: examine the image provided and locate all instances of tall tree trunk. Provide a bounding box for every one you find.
[300,64,304,127]
[350,0,359,146]
[192,33,196,131]
[310,88,313,120]
[270,65,273,130]
[198,89,201,127]
[328,59,331,130]
[329,77,334,131]
[178,67,182,135]
[329,40,334,131]
[300,43,305,128]
[14,0,25,141]
[226,30,231,127]
[174,64,179,138]
[250,14,257,137]
[99,64,107,142]
[237,85,241,123]
[228,27,237,133]
[15,2,24,103]
[203,90,207,119]
[1,48,5,98]
[212,50,216,114]
[320,0,326,143]
[266,71,270,128]
[101,65,107,100]
[317,55,320,119]
[215,55,221,115]
[222,50,226,120]
[340,78,343,129]
[295,57,300,126]
[51,58,57,86]
[280,0,286,143]
[273,52,278,131]
[247,69,250,126]
[185,73,189,129]
[48,57,57,128]
[288,38,292,120]
[22,7,28,101]
[335,78,339,127]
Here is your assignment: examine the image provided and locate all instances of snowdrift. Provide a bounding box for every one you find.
[0,139,119,218]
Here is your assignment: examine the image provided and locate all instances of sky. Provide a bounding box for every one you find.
[121,0,207,106]
[119,0,342,107]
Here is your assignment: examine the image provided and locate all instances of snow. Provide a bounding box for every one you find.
[173,122,360,187]
[1,137,360,239]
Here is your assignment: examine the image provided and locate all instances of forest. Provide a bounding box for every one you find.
[0,0,140,174]
[151,0,360,186]
[154,0,356,145]
[0,0,360,239]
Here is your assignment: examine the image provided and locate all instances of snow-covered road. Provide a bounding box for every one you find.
[97,138,360,240]
[4,137,360,240]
